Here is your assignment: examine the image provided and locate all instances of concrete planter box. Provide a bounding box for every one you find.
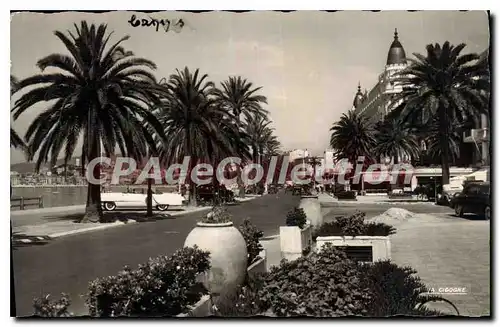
[280,222,313,261]
[299,196,323,227]
[247,249,267,278]
[316,236,391,262]
[176,295,212,317]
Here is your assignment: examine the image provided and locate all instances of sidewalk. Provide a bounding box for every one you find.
[318,192,435,206]
[11,196,261,241]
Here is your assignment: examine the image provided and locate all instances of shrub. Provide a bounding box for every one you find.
[359,260,452,316]
[33,293,73,317]
[335,211,365,235]
[200,205,232,224]
[213,273,267,317]
[86,246,210,317]
[313,212,396,238]
[258,244,372,317]
[238,219,264,266]
[336,191,357,199]
[285,207,307,229]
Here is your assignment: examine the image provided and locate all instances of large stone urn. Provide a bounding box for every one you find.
[184,221,248,296]
[299,195,322,227]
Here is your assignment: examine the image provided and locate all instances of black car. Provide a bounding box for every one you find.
[450,182,490,220]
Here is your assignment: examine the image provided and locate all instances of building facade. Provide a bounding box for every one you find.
[349,29,489,169]
[352,29,408,123]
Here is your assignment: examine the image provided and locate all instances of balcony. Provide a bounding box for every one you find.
[463,128,489,143]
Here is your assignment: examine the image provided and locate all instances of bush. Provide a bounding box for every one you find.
[285,207,308,229]
[257,244,372,317]
[33,293,73,317]
[360,260,451,316]
[238,219,264,266]
[213,273,267,317]
[313,212,396,238]
[336,191,357,199]
[86,246,210,317]
[335,211,365,235]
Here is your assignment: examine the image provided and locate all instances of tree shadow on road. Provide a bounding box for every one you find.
[446,213,489,221]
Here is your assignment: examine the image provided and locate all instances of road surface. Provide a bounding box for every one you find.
[12,192,299,317]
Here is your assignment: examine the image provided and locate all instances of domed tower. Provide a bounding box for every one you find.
[381,28,408,116]
[386,28,407,66]
[352,82,364,110]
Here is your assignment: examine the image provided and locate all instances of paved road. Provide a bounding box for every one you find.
[12,192,299,317]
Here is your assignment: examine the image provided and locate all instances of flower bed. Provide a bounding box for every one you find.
[313,212,395,262]
[86,246,210,317]
[213,246,453,317]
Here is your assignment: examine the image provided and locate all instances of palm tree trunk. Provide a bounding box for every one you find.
[146,176,153,217]
[82,138,103,223]
[438,109,451,185]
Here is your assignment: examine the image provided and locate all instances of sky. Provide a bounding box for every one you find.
[10,10,490,164]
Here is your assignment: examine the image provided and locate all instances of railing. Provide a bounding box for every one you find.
[11,197,44,210]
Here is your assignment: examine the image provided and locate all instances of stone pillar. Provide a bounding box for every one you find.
[299,196,322,228]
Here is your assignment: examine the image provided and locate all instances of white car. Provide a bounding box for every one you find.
[101,190,186,211]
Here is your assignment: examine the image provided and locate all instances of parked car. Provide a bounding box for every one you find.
[449,182,490,220]
[101,189,185,211]
[196,184,235,204]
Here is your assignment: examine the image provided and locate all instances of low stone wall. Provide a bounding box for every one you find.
[316,236,391,262]
[176,295,212,317]
[248,249,267,278]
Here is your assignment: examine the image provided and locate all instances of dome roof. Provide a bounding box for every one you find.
[386,29,407,65]
[352,83,364,109]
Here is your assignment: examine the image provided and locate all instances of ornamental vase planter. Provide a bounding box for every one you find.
[279,221,312,262]
[184,222,248,296]
[299,195,323,227]
[315,235,391,262]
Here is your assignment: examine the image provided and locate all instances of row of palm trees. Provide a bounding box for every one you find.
[10,21,282,223]
[330,42,490,186]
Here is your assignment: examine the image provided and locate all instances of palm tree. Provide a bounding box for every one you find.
[215,76,269,197]
[244,116,278,164]
[392,41,490,184]
[10,75,26,150]
[374,118,420,165]
[329,111,376,164]
[423,118,462,165]
[155,67,241,206]
[11,21,165,223]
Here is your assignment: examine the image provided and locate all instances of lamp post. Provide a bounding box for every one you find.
[430,176,436,203]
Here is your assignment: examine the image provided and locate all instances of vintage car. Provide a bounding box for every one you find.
[101,189,186,211]
[449,182,490,220]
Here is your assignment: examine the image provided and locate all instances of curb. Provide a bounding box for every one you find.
[48,220,138,238]
[13,197,262,240]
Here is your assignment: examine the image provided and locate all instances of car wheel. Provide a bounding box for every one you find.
[484,206,491,220]
[454,204,464,217]
[104,202,116,211]
[156,204,169,211]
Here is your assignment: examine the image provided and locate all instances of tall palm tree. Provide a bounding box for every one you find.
[155,67,240,206]
[392,41,490,184]
[329,111,376,164]
[423,117,462,165]
[11,21,165,223]
[215,76,269,197]
[374,118,420,165]
[10,75,26,150]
